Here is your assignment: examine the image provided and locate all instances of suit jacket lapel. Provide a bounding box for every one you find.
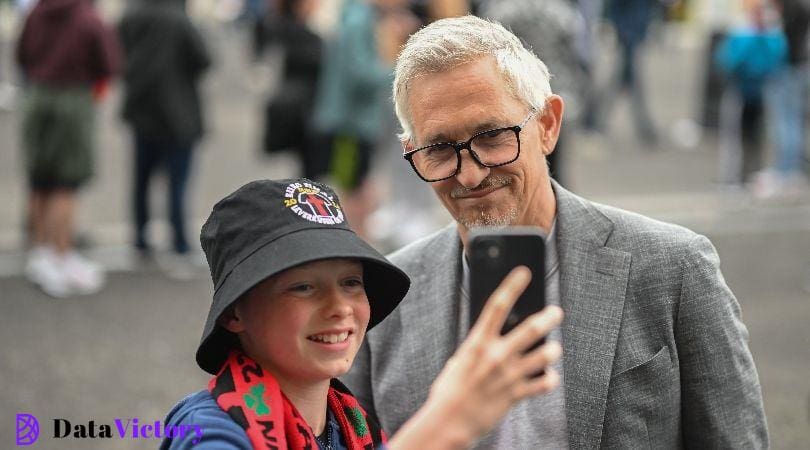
[553,181,631,449]
[403,224,463,398]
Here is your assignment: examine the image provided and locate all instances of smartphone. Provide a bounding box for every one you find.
[469,227,546,338]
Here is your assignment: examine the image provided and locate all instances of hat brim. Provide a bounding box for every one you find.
[196,227,410,374]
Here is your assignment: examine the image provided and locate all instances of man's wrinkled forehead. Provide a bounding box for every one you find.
[405,58,520,142]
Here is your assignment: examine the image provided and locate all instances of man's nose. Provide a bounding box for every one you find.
[455,149,490,188]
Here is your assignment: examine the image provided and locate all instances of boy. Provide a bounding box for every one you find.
[162,178,563,449]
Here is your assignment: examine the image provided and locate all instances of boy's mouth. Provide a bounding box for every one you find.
[307,331,351,344]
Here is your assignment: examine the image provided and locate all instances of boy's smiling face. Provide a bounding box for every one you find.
[222,259,370,384]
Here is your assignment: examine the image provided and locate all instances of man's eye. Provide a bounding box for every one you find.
[483,129,508,138]
[474,129,514,147]
[424,145,452,158]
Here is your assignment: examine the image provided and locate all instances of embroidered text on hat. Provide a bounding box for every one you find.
[283,181,344,225]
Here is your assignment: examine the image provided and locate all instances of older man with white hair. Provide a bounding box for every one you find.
[342,15,768,449]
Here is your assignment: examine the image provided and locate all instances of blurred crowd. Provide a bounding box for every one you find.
[2,0,809,298]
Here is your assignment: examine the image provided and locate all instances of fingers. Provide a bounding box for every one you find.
[515,339,562,379]
[501,305,564,353]
[464,323,563,394]
[470,266,532,339]
[513,367,561,399]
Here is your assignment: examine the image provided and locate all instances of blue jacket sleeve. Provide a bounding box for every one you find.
[160,391,252,450]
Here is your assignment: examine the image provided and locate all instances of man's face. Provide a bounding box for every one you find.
[226,259,370,385]
[405,57,560,232]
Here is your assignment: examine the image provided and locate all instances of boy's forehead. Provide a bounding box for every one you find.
[283,258,365,275]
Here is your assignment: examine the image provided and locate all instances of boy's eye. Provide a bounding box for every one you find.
[342,277,364,289]
[289,283,314,293]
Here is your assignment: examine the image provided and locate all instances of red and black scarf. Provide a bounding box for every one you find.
[209,350,387,450]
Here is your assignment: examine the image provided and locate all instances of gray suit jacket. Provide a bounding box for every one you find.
[343,182,768,449]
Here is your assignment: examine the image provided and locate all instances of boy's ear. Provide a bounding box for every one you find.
[219,304,244,333]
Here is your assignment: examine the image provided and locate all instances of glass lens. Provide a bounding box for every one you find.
[412,144,458,180]
[470,128,519,165]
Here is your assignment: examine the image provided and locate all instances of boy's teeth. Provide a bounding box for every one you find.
[310,332,349,343]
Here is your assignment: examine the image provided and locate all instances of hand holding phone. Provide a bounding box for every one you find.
[389,268,563,450]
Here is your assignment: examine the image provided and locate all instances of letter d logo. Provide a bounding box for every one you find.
[16,413,39,446]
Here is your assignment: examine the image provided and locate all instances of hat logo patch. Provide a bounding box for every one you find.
[283,182,345,225]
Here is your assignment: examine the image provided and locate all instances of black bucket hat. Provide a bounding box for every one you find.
[196,178,410,374]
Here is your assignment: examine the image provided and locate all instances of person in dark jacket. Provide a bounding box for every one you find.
[118,0,211,262]
[17,0,121,298]
[262,0,325,179]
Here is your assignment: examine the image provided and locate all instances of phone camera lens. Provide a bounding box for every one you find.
[487,245,500,259]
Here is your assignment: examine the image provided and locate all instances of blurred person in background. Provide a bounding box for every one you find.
[242,0,271,62]
[584,0,662,145]
[312,0,418,240]
[366,0,469,250]
[118,0,211,272]
[715,0,786,188]
[479,0,591,185]
[0,0,24,111]
[411,0,468,21]
[752,0,810,197]
[261,0,325,180]
[696,0,742,131]
[17,0,121,298]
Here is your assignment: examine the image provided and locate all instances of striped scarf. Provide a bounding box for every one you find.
[209,350,386,449]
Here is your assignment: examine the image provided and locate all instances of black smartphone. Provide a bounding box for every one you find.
[469,227,546,338]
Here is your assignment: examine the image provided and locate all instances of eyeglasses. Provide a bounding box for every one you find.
[403,109,537,182]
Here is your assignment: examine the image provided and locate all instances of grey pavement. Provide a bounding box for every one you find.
[2,20,809,449]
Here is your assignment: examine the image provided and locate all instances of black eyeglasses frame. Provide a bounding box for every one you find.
[403,109,537,182]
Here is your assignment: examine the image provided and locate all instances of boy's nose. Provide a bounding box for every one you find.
[323,292,354,318]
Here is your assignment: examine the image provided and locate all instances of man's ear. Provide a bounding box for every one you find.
[219,304,244,333]
[537,95,564,155]
[402,139,414,154]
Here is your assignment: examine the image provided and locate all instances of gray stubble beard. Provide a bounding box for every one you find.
[458,205,519,230]
[452,175,520,229]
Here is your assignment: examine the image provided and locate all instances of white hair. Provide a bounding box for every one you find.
[393,15,553,142]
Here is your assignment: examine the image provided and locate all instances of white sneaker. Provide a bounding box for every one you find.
[752,170,809,200]
[25,246,47,281]
[25,246,72,298]
[61,251,105,295]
